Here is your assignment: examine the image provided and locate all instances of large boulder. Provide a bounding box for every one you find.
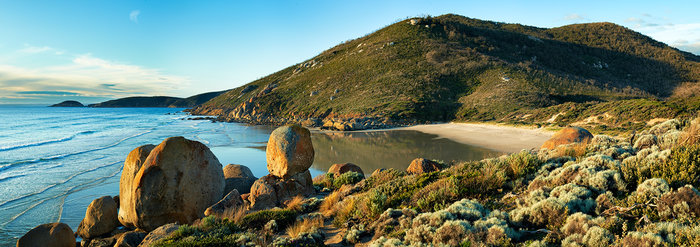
[77,196,119,239]
[541,127,594,149]
[406,158,441,175]
[204,189,244,217]
[266,125,314,179]
[120,137,225,231]
[137,223,179,247]
[114,230,147,247]
[249,170,314,210]
[223,164,257,194]
[118,144,155,228]
[328,163,364,177]
[16,223,75,247]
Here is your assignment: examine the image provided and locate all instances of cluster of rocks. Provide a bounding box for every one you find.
[248,125,316,209]
[17,124,321,247]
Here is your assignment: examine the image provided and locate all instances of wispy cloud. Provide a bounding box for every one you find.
[636,22,700,55]
[564,14,586,21]
[0,51,188,103]
[129,10,140,23]
[19,44,52,54]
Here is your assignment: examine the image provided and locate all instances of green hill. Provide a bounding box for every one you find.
[89,90,227,108]
[189,14,700,131]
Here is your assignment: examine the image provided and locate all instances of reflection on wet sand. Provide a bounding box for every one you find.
[311,130,504,174]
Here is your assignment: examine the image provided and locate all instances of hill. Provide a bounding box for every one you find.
[189,14,700,131]
[50,100,84,107]
[89,90,227,108]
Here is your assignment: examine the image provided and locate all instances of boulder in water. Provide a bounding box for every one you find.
[266,125,314,179]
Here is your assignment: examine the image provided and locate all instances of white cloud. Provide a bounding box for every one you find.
[19,44,52,54]
[0,53,189,102]
[564,14,585,21]
[636,22,700,55]
[129,10,140,23]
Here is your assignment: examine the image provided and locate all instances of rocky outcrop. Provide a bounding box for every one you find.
[16,223,75,247]
[406,158,441,175]
[138,223,179,247]
[120,137,225,231]
[118,144,155,228]
[266,125,314,179]
[541,126,594,149]
[223,164,256,194]
[114,230,147,247]
[50,100,84,107]
[77,196,119,239]
[204,189,244,217]
[328,163,364,177]
[249,171,314,210]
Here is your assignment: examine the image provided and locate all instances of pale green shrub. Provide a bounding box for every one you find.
[582,226,614,247]
[634,178,671,201]
[634,134,658,150]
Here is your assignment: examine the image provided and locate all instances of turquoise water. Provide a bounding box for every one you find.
[0,106,501,245]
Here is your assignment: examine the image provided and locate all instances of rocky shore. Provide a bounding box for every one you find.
[18,119,700,246]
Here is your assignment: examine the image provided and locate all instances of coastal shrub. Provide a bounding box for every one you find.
[633,134,657,150]
[286,217,324,238]
[652,144,700,188]
[647,119,682,136]
[411,176,459,212]
[333,171,364,188]
[622,231,665,247]
[582,226,615,247]
[506,150,542,179]
[363,168,405,189]
[154,216,247,247]
[344,224,367,244]
[320,190,341,216]
[657,185,700,220]
[679,118,700,146]
[284,195,305,212]
[240,209,297,230]
[633,178,671,202]
[620,146,671,190]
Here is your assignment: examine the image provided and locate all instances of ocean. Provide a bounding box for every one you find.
[0,105,501,245]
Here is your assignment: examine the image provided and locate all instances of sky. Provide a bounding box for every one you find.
[0,0,699,104]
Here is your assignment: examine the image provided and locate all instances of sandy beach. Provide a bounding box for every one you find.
[403,122,554,153]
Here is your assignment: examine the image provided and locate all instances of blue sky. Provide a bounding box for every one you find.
[0,0,698,104]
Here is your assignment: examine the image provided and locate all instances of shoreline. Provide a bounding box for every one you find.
[400,122,554,153]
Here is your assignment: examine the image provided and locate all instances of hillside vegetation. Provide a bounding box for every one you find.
[190,14,700,131]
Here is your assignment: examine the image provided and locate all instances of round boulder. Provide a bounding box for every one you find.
[121,137,225,231]
[138,223,179,247]
[248,171,314,210]
[328,163,364,177]
[266,125,314,179]
[114,230,146,247]
[406,158,441,175]
[223,164,257,194]
[118,144,155,228]
[17,223,75,247]
[77,196,119,239]
[541,127,593,149]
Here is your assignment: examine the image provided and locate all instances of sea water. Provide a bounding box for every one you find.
[0,105,501,245]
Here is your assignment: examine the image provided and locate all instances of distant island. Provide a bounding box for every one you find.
[51,91,226,108]
[50,100,85,107]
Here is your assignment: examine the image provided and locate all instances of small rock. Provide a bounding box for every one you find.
[86,237,116,247]
[205,189,244,217]
[114,230,147,247]
[541,127,593,149]
[77,196,119,239]
[138,223,179,247]
[249,171,314,210]
[223,164,256,194]
[406,158,441,175]
[16,223,75,247]
[309,91,319,96]
[328,163,364,177]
